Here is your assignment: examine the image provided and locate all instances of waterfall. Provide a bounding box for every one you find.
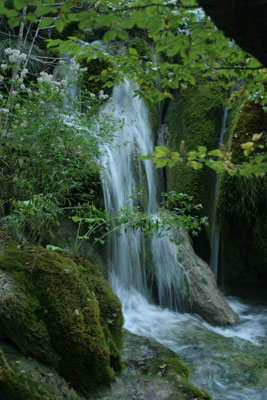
[99,81,267,400]
[209,108,228,279]
[100,78,189,310]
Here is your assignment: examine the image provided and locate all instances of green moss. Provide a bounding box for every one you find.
[163,357,189,378]
[216,102,267,287]
[0,343,82,400]
[230,102,266,162]
[144,355,211,400]
[165,79,225,219]
[0,243,123,393]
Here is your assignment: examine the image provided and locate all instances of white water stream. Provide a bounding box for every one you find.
[100,81,267,399]
[209,108,228,280]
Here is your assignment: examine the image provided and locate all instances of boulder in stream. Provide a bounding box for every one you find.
[175,228,239,326]
[90,329,211,400]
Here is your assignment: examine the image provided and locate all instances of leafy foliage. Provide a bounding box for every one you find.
[1,0,265,175]
[69,189,207,253]
[0,49,115,242]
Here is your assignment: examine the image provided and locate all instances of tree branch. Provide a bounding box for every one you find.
[214,66,263,70]
[105,2,198,13]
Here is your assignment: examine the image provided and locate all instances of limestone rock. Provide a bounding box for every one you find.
[90,330,211,400]
[176,228,239,326]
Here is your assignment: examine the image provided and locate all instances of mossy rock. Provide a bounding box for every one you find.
[0,342,82,400]
[165,79,225,218]
[90,330,211,400]
[216,102,267,287]
[0,241,123,393]
[229,102,266,162]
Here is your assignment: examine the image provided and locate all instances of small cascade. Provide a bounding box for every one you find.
[209,108,228,279]
[98,81,267,400]
[100,78,189,310]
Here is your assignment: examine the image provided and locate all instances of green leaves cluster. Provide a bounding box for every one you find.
[1,1,265,103]
[70,188,207,252]
[140,138,267,177]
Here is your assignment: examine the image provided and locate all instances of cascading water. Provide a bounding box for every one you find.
[101,78,189,310]
[99,80,267,400]
[210,108,228,279]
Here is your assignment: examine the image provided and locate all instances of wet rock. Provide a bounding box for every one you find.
[89,330,211,400]
[176,228,239,326]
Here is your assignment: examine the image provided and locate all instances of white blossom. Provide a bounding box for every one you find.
[0,108,9,113]
[38,71,54,83]
[1,64,7,69]
[60,79,68,87]
[4,48,13,55]
[20,84,26,89]
[0,75,4,82]
[201,216,209,226]
[20,122,28,128]
[99,90,109,100]
[21,68,28,78]
[15,103,20,109]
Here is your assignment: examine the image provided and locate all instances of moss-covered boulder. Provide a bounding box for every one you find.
[0,241,123,394]
[89,330,211,400]
[217,102,267,287]
[165,79,225,220]
[0,342,82,400]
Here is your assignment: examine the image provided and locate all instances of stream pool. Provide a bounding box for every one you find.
[119,285,267,400]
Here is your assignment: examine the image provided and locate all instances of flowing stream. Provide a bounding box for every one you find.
[100,80,267,399]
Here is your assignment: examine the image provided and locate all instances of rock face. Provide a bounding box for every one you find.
[216,102,267,288]
[175,228,239,326]
[90,330,211,400]
[0,240,123,395]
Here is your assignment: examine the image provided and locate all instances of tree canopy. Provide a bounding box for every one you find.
[0,0,266,176]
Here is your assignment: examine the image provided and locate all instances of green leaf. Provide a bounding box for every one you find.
[40,17,54,28]
[84,218,96,223]
[154,158,168,168]
[138,153,153,160]
[55,18,64,33]
[168,159,177,168]
[129,48,138,55]
[8,16,20,27]
[94,238,105,244]
[36,5,57,17]
[103,29,117,42]
[72,216,82,223]
[154,146,170,157]
[5,8,18,17]
[208,149,223,157]
[14,0,26,10]
[197,145,207,153]
[47,39,62,48]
